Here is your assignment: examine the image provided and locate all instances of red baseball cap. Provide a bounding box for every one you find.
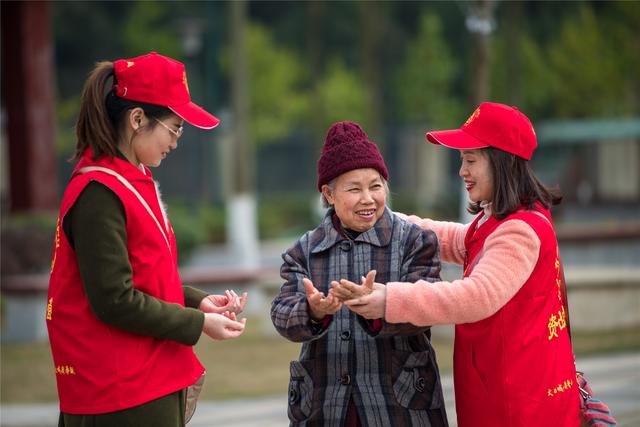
[426,102,537,160]
[113,52,220,129]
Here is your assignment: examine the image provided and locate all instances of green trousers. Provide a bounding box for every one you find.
[58,389,186,427]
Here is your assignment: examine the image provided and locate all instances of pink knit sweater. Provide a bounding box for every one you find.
[386,212,541,326]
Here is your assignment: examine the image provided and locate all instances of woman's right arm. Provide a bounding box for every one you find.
[384,219,541,326]
[396,213,468,265]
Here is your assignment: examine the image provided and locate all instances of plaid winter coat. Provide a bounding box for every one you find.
[271,207,448,427]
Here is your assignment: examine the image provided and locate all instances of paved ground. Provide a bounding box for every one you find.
[2,352,638,427]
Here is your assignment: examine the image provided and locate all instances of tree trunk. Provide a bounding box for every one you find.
[463,0,495,223]
[359,1,386,144]
[505,1,523,105]
[469,0,494,107]
[1,1,58,213]
[307,1,326,146]
[229,0,254,194]
[226,0,259,268]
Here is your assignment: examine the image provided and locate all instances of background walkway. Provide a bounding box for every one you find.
[2,352,638,427]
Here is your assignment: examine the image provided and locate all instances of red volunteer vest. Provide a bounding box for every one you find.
[47,149,204,414]
[453,206,580,427]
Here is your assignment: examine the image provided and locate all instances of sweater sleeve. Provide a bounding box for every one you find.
[385,219,540,326]
[65,181,204,345]
[396,213,469,265]
[366,226,441,336]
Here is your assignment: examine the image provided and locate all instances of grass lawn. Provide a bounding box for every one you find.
[1,318,638,403]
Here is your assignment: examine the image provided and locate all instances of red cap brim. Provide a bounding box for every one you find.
[170,102,220,130]
[426,129,489,150]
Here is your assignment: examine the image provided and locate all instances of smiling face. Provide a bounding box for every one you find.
[132,113,183,167]
[119,108,183,168]
[322,168,386,232]
[459,149,494,203]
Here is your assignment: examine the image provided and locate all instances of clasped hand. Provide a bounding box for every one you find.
[329,270,387,319]
[200,289,248,315]
[200,290,248,340]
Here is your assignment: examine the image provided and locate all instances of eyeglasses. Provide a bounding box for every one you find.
[153,117,184,139]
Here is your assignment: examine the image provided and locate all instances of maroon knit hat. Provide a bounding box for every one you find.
[317,121,389,191]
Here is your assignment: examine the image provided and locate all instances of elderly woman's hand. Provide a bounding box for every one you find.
[337,271,387,319]
[330,270,376,302]
[303,278,342,321]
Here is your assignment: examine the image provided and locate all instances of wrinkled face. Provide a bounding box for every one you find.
[322,168,386,232]
[459,149,493,203]
[133,113,183,167]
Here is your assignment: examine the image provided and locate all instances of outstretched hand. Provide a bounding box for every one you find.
[333,270,387,319]
[330,270,377,303]
[303,278,342,321]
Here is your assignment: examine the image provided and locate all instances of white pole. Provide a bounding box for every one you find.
[227,193,260,269]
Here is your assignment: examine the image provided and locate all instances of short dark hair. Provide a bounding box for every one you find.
[468,147,562,220]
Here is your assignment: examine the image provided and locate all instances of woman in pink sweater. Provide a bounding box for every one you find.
[332,103,582,427]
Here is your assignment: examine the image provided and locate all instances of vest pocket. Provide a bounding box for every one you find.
[287,360,314,422]
[470,344,490,393]
[392,350,441,410]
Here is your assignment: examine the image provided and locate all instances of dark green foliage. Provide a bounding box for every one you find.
[257,193,317,240]
[49,1,640,245]
[1,213,57,275]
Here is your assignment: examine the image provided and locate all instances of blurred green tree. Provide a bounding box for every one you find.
[546,4,629,118]
[358,1,388,143]
[221,23,310,146]
[491,28,554,118]
[490,1,639,119]
[603,0,640,114]
[315,58,369,131]
[393,13,463,128]
[121,1,181,59]
[55,95,80,154]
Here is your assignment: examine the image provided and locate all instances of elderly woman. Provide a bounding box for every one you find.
[271,121,448,427]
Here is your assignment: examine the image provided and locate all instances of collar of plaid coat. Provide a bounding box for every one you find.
[310,206,394,254]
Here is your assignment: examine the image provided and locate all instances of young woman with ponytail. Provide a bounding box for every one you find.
[47,52,247,427]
